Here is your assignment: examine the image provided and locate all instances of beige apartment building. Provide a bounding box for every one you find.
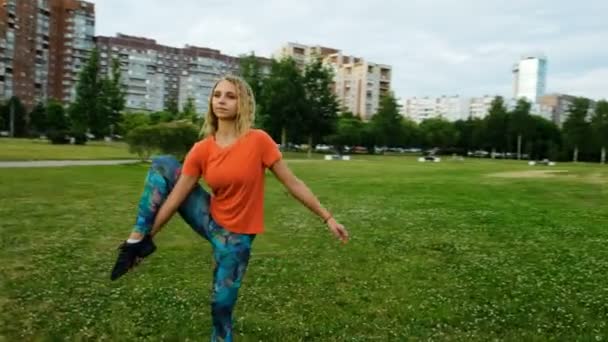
[274,42,392,120]
[538,93,577,127]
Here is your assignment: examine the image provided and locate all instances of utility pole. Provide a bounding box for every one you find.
[517,134,522,160]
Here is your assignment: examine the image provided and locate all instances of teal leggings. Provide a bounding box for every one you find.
[133,155,255,341]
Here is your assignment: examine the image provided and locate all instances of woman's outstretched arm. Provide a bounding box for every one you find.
[269,159,349,243]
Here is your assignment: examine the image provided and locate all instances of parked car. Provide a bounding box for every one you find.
[529,159,556,166]
[418,155,441,163]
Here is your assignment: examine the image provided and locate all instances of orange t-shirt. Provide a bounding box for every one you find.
[181,129,282,235]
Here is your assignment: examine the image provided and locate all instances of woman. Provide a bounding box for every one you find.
[110,75,349,341]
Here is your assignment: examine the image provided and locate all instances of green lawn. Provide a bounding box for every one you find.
[0,138,136,161]
[0,138,333,161]
[1,157,607,341]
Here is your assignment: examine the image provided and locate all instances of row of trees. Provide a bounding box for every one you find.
[239,53,608,163]
[452,97,607,163]
[0,48,125,141]
[240,54,339,157]
[241,53,421,157]
[326,96,608,163]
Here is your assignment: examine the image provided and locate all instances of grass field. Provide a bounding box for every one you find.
[0,138,137,161]
[0,138,326,162]
[1,156,607,341]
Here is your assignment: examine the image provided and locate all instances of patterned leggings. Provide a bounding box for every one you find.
[133,155,255,342]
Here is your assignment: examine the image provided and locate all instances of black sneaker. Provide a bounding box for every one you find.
[110,235,156,281]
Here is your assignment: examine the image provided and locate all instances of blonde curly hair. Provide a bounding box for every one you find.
[201,75,256,137]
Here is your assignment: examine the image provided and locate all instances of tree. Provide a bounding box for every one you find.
[164,97,179,121]
[149,111,174,125]
[419,117,458,150]
[591,99,608,164]
[508,98,532,159]
[240,53,268,130]
[329,112,363,153]
[371,92,403,147]
[360,121,381,154]
[454,117,484,153]
[401,117,421,148]
[179,97,198,123]
[563,97,592,162]
[29,102,47,135]
[1,96,27,137]
[69,47,103,136]
[526,115,561,160]
[69,51,125,139]
[261,57,306,145]
[483,96,509,154]
[239,52,264,103]
[301,57,339,157]
[119,112,150,135]
[46,99,69,132]
[103,57,126,136]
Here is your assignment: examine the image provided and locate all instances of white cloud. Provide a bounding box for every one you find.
[550,68,608,100]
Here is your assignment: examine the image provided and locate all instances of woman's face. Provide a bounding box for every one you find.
[212,80,238,120]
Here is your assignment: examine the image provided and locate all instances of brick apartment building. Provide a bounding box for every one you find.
[0,0,94,109]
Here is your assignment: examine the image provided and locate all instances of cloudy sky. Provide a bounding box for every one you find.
[90,0,607,100]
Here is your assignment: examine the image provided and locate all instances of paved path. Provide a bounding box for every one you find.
[0,159,141,168]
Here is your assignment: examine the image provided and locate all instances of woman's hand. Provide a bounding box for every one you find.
[326,217,349,244]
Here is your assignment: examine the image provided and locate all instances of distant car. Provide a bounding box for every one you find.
[528,159,556,166]
[315,144,332,152]
[418,155,441,163]
[469,150,489,158]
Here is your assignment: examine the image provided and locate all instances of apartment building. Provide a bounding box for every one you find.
[468,95,497,119]
[1,0,42,107]
[272,42,339,69]
[49,0,95,103]
[0,0,93,108]
[178,45,239,112]
[404,95,469,123]
[0,0,95,107]
[96,34,181,112]
[326,52,391,120]
[275,42,392,120]
[403,96,435,122]
[96,34,242,113]
[538,93,576,127]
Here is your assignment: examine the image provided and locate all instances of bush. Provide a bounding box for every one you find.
[71,131,87,145]
[120,112,150,136]
[126,121,199,161]
[47,130,88,145]
[126,127,157,161]
[156,121,200,158]
[47,130,70,144]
